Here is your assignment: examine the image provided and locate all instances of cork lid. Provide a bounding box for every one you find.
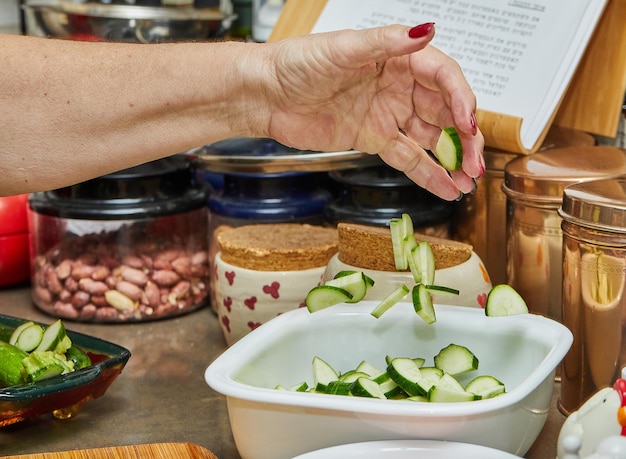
[217,223,338,271]
[559,177,626,232]
[503,146,626,204]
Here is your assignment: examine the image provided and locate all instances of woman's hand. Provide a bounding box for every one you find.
[261,23,485,201]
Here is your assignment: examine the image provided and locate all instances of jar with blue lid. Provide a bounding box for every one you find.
[199,137,333,309]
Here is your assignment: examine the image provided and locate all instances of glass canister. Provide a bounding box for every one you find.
[559,176,626,414]
[502,146,626,322]
[28,155,210,323]
[200,138,333,310]
[325,159,455,238]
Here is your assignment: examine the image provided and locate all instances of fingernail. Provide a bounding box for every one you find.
[455,191,464,202]
[478,153,485,176]
[408,22,435,39]
[470,112,478,136]
[470,178,478,195]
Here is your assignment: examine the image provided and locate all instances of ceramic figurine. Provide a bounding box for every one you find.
[558,369,626,458]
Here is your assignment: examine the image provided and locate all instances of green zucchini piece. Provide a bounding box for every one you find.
[412,283,436,325]
[434,126,463,171]
[312,356,339,390]
[485,284,529,316]
[370,284,410,318]
[350,377,386,399]
[65,345,92,370]
[21,350,74,383]
[334,270,375,287]
[386,357,428,397]
[36,319,72,354]
[434,343,479,376]
[0,342,28,387]
[324,271,368,303]
[465,375,506,399]
[12,322,44,353]
[305,285,352,312]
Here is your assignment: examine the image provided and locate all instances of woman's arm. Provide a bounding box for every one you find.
[0,23,484,199]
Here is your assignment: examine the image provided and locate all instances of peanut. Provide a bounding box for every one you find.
[122,255,144,269]
[115,280,144,301]
[78,278,109,296]
[65,276,79,293]
[31,230,209,322]
[91,295,108,308]
[45,268,63,294]
[55,259,73,280]
[95,307,119,321]
[71,264,98,281]
[144,281,160,308]
[104,290,136,311]
[171,256,191,278]
[79,304,97,321]
[71,291,91,309]
[53,301,80,319]
[118,266,149,287]
[152,269,180,287]
[90,265,111,281]
[33,285,52,304]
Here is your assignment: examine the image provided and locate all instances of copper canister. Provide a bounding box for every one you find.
[454,126,595,286]
[454,150,519,285]
[559,177,626,414]
[502,147,626,323]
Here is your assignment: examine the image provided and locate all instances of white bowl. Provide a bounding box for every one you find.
[323,251,492,308]
[292,439,519,459]
[205,302,572,459]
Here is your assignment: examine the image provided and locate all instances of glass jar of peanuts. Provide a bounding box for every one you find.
[28,155,210,323]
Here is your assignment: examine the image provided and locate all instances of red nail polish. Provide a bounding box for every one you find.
[470,112,478,136]
[408,22,434,39]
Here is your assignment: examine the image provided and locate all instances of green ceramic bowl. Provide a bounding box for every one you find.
[0,314,131,426]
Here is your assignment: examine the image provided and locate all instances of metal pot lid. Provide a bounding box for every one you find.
[192,137,380,174]
[503,146,626,203]
[559,176,626,232]
[23,1,226,20]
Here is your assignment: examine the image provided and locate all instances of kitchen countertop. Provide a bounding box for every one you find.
[0,285,565,458]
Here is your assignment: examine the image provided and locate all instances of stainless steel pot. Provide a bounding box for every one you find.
[23,1,235,42]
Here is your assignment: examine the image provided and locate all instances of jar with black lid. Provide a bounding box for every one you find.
[325,160,455,237]
[28,155,210,323]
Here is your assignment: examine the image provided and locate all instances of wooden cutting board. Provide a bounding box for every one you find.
[4,443,218,459]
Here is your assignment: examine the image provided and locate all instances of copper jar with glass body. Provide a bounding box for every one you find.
[559,177,626,415]
[502,146,626,322]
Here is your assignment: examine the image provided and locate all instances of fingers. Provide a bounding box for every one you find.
[379,133,463,201]
[405,45,484,179]
[410,45,476,133]
[449,169,477,195]
[458,126,485,179]
[349,23,436,64]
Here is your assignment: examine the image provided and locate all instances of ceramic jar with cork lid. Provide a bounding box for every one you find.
[502,146,626,322]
